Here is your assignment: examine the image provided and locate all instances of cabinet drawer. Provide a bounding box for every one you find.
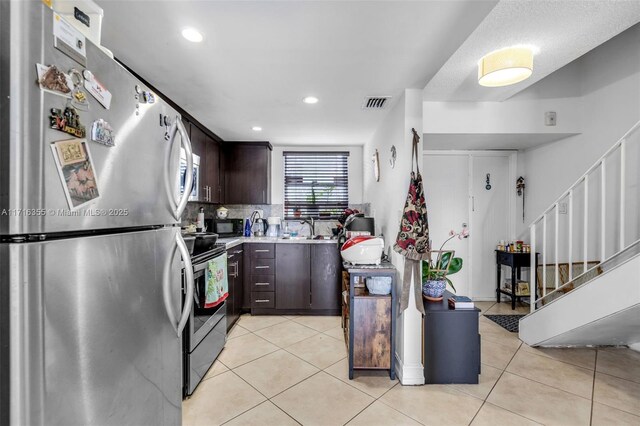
[251,258,274,273]
[251,292,275,309]
[250,274,275,292]
[250,244,275,259]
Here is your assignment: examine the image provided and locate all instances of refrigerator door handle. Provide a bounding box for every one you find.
[168,117,193,220]
[176,233,194,336]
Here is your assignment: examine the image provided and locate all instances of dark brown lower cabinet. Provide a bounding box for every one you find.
[310,245,341,310]
[275,244,310,310]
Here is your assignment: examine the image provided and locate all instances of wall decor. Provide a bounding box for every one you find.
[390,145,396,168]
[372,149,380,182]
[485,173,491,190]
[516,176,526,222]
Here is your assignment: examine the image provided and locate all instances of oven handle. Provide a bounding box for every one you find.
[176,233,194,337]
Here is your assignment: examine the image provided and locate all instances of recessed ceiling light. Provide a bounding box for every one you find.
[182,28,203,43]
[303,96,319,104]
[252,126,262,132]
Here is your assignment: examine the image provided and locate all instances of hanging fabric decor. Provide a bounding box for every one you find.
[394,128,430,314]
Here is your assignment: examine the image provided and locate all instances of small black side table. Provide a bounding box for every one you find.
[423,290,480,384]
[496,250,540,310]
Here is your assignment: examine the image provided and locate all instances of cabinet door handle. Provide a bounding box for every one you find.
[255,249,270,253]
[255,265,270,269]
[255,299,270,303]
[255,282,270,286]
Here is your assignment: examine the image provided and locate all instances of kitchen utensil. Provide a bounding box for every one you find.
[340,236,384,265]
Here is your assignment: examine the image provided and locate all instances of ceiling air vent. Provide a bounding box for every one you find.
[361,96,391,110]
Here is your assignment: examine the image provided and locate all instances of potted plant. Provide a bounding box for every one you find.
[422,227,468,301]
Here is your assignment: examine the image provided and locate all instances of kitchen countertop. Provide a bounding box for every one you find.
[218,236,339,250]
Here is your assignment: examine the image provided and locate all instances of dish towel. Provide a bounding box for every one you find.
[205,253,228,308]
[394,129,430,314]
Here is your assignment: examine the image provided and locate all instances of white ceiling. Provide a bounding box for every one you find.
[423,0,640,102]
[424,133,577,151]
[99,0,498,145]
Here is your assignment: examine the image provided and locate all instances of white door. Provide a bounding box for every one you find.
[470,155,511,299]
[423,155,471,296]
[424,153,512,300]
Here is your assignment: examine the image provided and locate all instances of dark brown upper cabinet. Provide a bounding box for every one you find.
[183,120,222,203]
[223,142,272,205]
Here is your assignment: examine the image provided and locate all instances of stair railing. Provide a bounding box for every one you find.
[529,119,640,312]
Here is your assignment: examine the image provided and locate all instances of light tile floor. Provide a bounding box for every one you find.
[183,304,640,426]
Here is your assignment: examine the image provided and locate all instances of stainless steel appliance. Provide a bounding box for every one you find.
[183,244,227,397]
[1,2,195,425]
[180,149,200,201]
[208,218,244,237]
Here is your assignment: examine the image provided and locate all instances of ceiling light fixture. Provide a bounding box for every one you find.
[252,126,262,132]
[182,28,204,43]
[302,96,319,104]
[478,46,534,87]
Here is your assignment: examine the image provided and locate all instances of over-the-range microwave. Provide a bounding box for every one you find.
[179,148,200,201]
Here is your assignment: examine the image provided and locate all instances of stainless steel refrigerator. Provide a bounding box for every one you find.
[0,2,195,425]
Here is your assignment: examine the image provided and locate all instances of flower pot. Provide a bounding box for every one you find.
[422,279,446,301]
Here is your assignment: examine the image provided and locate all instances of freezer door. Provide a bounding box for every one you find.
[0,1,191,236]
[4,227,184,425]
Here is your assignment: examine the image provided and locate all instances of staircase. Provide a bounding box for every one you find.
[519,120,640,347]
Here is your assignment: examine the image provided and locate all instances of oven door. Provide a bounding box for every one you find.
[187,253,227,352]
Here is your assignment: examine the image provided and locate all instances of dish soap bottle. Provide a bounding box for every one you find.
[244,217,252,237]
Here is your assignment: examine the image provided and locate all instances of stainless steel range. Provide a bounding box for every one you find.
[183,243,228,397]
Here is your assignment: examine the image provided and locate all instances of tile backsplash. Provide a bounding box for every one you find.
[182,202,371,236]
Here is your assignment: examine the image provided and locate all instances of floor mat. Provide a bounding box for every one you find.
[484,314,525,333]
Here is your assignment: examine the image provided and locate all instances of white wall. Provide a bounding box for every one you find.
[517,23,640,258]
[271,145,363,205]
[363,89,424,385]
[423,97,582,136]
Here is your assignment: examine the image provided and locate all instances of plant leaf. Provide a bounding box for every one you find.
[447,257,463,275]
[446,277,456,293]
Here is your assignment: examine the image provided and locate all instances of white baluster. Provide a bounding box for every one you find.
[555,205,559,290]
[620,139,626,250]
[542,214,547,297]
[569,189,573,281]
[601,160,606,262]
[530,223,536,313]
[584,176,589,273]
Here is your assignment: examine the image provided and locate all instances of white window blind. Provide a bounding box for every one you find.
[283,151,349,219]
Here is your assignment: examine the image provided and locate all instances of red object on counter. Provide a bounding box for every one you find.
[341,235,375,251]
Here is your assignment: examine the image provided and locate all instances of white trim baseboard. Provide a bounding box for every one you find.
[395,352,425,386]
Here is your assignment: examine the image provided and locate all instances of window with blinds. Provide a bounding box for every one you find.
[283,151,350,219]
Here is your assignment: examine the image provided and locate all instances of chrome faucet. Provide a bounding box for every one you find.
[299,217,315,238]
